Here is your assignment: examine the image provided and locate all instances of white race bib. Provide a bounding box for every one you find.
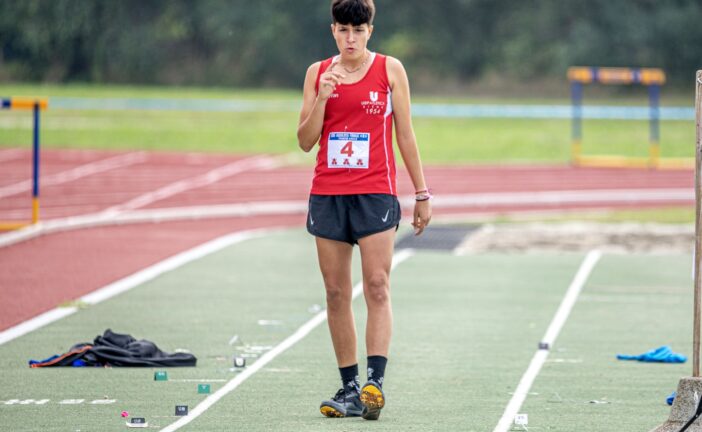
[327,132,370,169]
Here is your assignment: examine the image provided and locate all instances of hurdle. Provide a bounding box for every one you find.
[568,67,692,170]
[0,97,48,230]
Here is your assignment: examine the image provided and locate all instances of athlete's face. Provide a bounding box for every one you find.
[331,22,373,60]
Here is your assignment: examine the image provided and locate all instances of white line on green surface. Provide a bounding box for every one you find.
[0,229,272,346]
[159,249,415,432]
[492,249,602,432]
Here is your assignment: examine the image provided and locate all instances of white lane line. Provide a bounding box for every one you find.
[0,154,288,248]
[104,201,308,222]
[0,201,305,249]
[0,187,690,249]
[169,379,228,383]
[400,188,693,209]
[0,308,78,347]
[492,250,602,432]
[0,188,690,231]
[159,249,415,432]
[0,228,271,346]
[101,155,281,215]
[0,152,146,199]
[0,149,25,162]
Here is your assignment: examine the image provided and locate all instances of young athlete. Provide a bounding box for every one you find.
[297,0,431,420]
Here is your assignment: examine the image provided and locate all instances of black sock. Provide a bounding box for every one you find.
[367,355,387,387]
[339,364,360,393]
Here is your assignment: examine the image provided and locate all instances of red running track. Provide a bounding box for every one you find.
[0,148,694,220]
[0,148,694,331]
[0,215,303,332]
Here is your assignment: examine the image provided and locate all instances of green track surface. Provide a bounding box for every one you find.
[0,229,691,431]
[523,254,690,431]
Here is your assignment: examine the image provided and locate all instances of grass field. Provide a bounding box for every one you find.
[0,228,691,431]
[0,83,695,104]
[0,84,695,164]
[528,207,695,224]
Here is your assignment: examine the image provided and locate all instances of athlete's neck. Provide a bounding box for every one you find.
[339,50,370,73]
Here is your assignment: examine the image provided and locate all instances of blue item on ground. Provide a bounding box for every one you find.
[616,346,687,363]
[29,354,89,367]
[28,354,60,366]
[667,391,676,406]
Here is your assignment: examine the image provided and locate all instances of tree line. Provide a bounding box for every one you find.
[1,0,701,90]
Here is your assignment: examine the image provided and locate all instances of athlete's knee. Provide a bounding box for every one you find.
[364,272,390,306]
[324,280,352,309]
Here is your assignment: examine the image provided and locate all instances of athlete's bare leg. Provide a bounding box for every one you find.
[358,228,395,357]
[316,237,357,367]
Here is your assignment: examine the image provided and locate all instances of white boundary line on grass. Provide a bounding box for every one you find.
[159,248,415,432]
[0,228,273,346]
[492,249,602,432]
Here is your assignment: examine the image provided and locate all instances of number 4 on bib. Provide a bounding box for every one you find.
[341,141,354,157]
[328,132,370,169]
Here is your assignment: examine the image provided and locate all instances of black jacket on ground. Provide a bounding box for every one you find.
[29,329,197,367]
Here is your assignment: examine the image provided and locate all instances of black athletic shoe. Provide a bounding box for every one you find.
[360,380,385,420]
[320,388,363,418]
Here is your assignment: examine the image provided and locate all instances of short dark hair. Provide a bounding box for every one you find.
[331,0,375,26]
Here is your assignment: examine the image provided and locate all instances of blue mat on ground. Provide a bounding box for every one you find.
[616,346,687,363]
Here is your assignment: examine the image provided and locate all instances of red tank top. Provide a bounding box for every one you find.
[311,52,397,196]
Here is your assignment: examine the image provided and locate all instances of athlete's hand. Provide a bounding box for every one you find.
[317,60,345,101]
[412,200,432,236]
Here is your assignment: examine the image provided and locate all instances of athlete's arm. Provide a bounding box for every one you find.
[297,60,344,152]
[387,56,432,235]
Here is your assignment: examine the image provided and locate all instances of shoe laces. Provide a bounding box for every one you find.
[332,387,357,402]
[332,388,347,402]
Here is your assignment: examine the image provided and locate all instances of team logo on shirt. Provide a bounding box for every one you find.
[361,90,385,115]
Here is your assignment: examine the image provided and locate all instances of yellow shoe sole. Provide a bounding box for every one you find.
[320,405,344,418]
[360,384,384,420]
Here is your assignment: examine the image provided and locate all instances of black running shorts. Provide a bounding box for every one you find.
[306,194,401,245]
